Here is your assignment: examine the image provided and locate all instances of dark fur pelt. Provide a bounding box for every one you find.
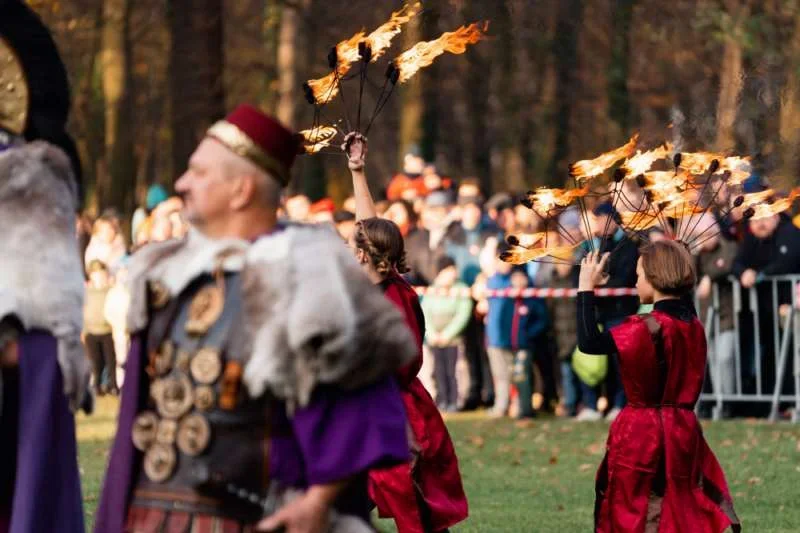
[0,142,89,411]
[127,225,418,412]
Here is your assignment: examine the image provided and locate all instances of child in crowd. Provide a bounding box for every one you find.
[421,256,474,411]
[486,248,548,418]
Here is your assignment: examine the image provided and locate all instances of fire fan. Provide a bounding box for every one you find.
[296,2,488,156]
[501,136,799,267]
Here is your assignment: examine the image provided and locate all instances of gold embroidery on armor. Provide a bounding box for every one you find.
[190,347,223,384]
[185,284,224,336]
[148,280,171,310]
[143,443,177,483]
[132,411,159,452]
[177,413,212,456]
[153,373,194,419]
[194,385,216,411]
[155,419,178,445]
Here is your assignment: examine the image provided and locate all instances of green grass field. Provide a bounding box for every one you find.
[78,398,800,532]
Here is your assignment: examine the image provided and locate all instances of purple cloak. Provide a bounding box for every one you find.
[0,331,85,533]
[95,336,410,533]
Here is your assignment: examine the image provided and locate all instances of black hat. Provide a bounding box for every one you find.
[0,0,82,195]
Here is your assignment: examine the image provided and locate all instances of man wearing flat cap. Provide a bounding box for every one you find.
[95,104,417,533]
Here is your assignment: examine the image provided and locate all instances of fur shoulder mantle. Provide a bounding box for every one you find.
[0,142,89,411]
[127,225,416,409]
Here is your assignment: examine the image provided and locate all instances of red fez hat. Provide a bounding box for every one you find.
[206,104,300,186]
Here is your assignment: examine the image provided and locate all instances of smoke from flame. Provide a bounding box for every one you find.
[392,22,488,84]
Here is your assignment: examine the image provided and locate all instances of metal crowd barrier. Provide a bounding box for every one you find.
[699,275,800,422]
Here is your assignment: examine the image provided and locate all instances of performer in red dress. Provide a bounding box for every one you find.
[577,243,740,533]
[344,133,468,533]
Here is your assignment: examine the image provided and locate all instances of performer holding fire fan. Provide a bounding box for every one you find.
[577,245,740,533]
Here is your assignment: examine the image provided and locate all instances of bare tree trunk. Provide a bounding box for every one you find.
[261,0,282,113]
[169,0,225,178]
[100,0,136,215]
[276,0,308,127]
[715,1,748,152]
[399,12,423,165]
[776,12,800,190]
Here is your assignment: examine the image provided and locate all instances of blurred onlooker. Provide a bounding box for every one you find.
[83,260,117,395]
[384,200,418,238]
[343,195,357,214]
[309,197,336,224]
[694,214,737,407]
[484,193,516,237]
[732,211,800,394]
[405,190,453,285]
[333,210,356,241]
[420,256,473,412]
[485,254,548,418]
[733,213,800,286]
[85,212,127,273]
[443,195,496,410]
[577,202,639,421]
[285,194,312,222]
[76,212,94,271]
[386,153,425,201]
[131,183,169,243]
[104,264,130,389]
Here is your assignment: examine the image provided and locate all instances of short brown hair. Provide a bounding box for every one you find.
[353,217,409,276]
[640,240,696,296]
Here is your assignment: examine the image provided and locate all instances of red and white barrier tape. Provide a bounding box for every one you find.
[413,286,638,298]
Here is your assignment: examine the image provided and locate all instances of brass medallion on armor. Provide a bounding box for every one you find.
[143,443,177,483]
[194,385,216,411]
[177,413,212,456]
[155,419,178,445]
[132,411,159,452]
[152,341,175,376]
[190,347,223,384]
[185,284,225,336]
[152,373,194,419]
[147,280,171,310]
[175,349,192,372]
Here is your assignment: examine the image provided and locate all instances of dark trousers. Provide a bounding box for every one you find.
[432,345,459,408]
[85,333,117,392]
[513,350,535,417]
[463,313,493,408]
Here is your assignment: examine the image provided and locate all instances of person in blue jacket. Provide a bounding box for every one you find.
[485,253,549,418]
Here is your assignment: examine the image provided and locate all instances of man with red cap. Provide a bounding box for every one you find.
[94,104,417,533]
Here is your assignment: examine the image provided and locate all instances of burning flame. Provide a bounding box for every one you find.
[392,22,488,84]
[306,2,423,105]
[569,134,639,181]
[641,170,694,202]
[306,32,365,105]
[500,243,580,265]
[621,143,672,177]
[299,126,338,154]
[526,187,589,214]
[745,188,800,220]
[679,152,751,177]
[617,210,661,232]
[740,189,776,209]
[508,232,547,248]
[366,2,422,61]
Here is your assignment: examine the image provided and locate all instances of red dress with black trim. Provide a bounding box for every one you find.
[369,273,468,533]
[586,296,740,533]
